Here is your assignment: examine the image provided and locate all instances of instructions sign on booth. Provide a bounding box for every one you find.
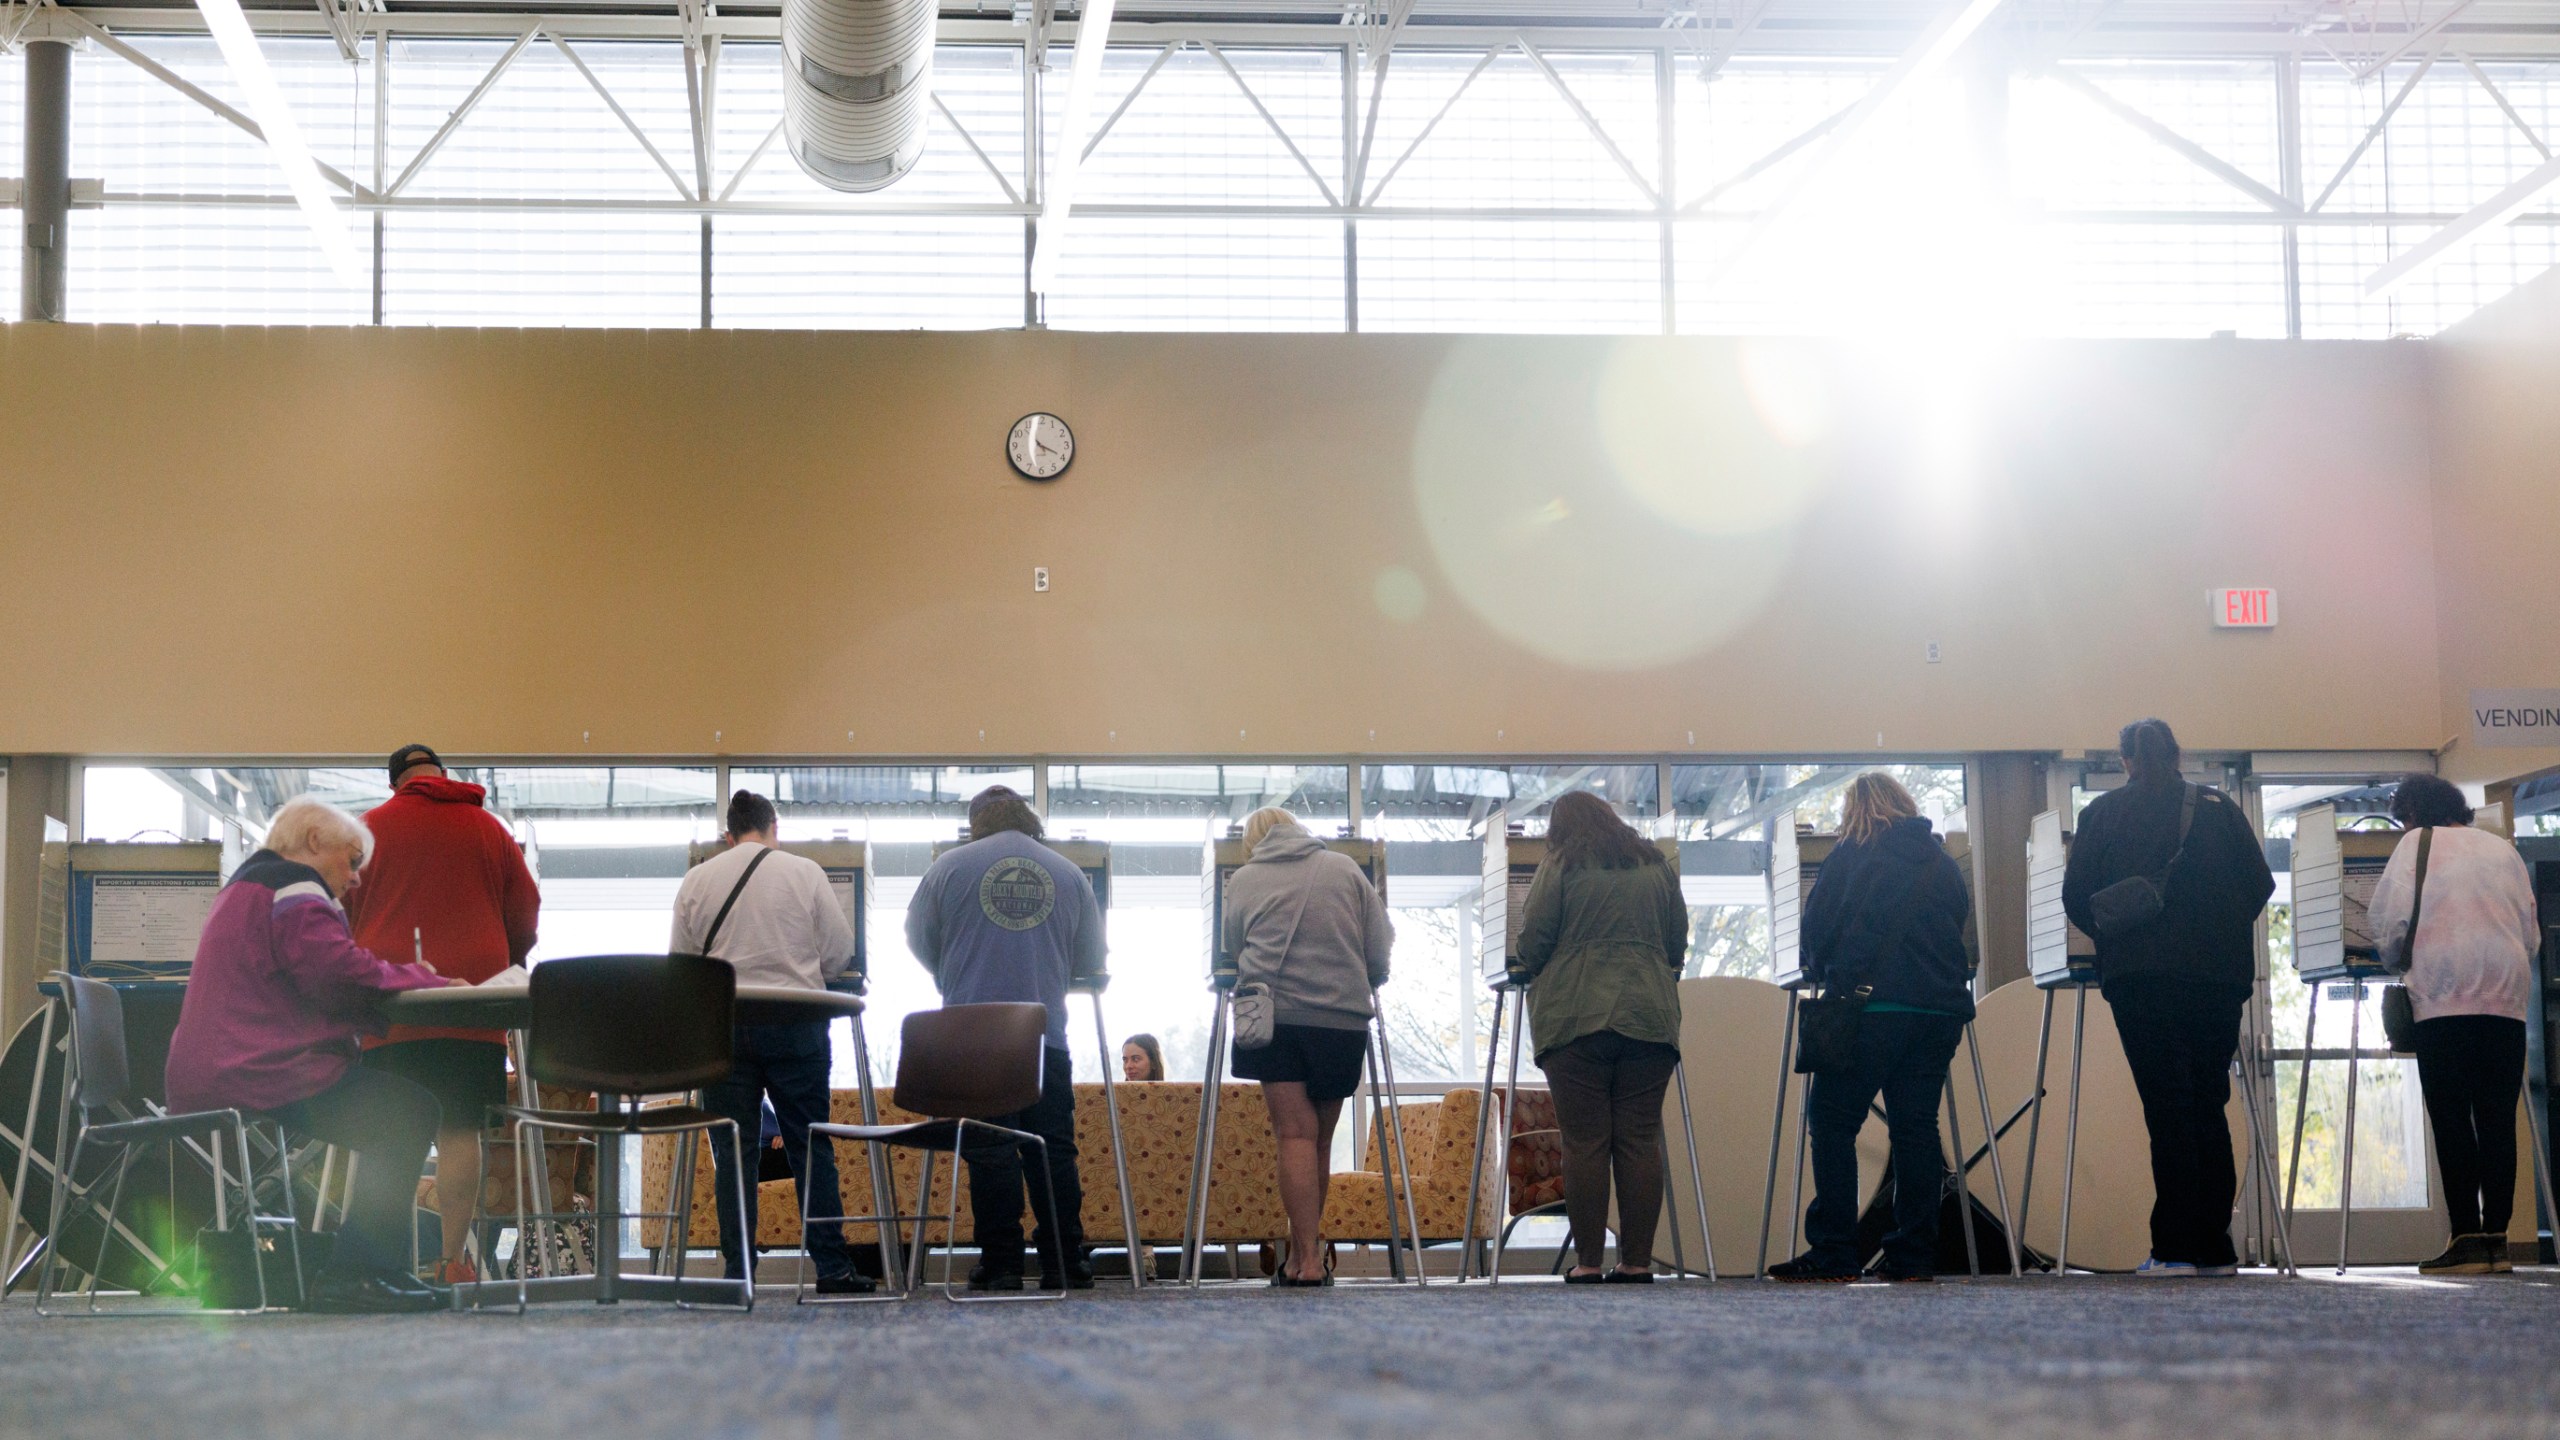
[2470,690,2560,748]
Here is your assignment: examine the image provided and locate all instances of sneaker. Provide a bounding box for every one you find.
[2485,1235,2516,1274]
[1865,1262,1936,1283]
[2193,1262,2241,1278]
[2133,1257,2198,1279]
[2419,1238,2492,1276]
[1767,1255,1858,1284]
[815,1272,879,1296]
[966,1265,1025,1292]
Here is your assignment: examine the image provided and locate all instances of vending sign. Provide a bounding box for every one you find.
[2210,588,2278,628]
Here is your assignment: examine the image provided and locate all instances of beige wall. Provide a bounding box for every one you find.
[2430,268,2560,788]
[0,324,2443,759]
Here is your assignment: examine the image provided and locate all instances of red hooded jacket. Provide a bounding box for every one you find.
[348,774,540,1046]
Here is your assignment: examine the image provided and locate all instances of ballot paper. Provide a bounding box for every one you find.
[477,965,531,988]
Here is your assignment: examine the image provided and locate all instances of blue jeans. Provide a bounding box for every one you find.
[1803,1011,1964,1275]
[702,1020,856,1283]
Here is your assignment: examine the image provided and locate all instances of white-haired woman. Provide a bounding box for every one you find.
[167,797,460,1313]
[1221,806,1392,1286]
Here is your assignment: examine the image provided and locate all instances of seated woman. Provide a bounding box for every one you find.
[1770,773,1973,1283]
[1121,1032,1167,1082]
[1222,807,1393,1287]
[165,797,460,1313]
[1516,791,1688,1284]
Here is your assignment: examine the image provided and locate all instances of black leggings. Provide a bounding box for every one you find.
[2410,1014,2526,1237]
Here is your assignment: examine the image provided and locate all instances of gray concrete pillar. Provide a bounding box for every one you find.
[1965,752,2044,993]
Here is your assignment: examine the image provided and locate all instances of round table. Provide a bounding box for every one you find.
[383,983,869,1307]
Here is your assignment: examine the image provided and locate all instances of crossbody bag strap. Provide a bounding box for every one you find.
[2404,826,2434,968]
[699,845,776,957]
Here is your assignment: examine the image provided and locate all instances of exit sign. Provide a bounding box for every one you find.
[2211,588,2278,628]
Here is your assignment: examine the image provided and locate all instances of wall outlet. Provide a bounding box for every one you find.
[1033,566,1050,592]
[1925,640,1941,664]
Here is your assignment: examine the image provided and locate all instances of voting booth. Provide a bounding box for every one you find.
[922,833,1145,1287]
[1752,815,2022,1279]
[1181,829,1420,1286]
[1,842,223,1295]
[1454,819,1710,1280]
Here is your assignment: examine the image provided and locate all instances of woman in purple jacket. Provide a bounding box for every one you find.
[166,797,458,1313]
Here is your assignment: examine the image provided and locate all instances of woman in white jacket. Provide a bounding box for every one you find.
[2367,774,2543,1276]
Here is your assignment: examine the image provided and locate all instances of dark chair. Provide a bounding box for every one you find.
[497,953,750,1311]
[37,973,305,1316]
[803,1002,1062,1304]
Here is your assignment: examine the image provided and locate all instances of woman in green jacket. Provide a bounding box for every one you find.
[1516,791,1690,1283]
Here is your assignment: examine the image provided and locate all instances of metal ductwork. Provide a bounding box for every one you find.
[781,0,936,192]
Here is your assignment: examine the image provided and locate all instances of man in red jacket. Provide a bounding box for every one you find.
[347,744,541,1282]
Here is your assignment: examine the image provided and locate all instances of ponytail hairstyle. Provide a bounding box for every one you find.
[2118,717,2182,781]
[1544,791,1663,872]
[1838,772,1920,847]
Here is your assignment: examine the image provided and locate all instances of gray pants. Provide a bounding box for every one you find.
[1539,1030,1682,1270]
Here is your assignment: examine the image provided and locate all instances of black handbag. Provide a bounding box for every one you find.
[2087,783,2198,938]
[194,1223,324,1310]
[1794,984,1872,1075]
[2380,827,2432,1055]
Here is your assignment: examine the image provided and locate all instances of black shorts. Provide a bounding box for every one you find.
[364,1038,509,1131]
[1232,1023,1370,1104]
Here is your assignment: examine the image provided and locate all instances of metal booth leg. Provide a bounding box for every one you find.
[1087,989,1147,1288]
[2338,979,2365,1275]
[0,999,58,1288]
[1370,993,1426,1285]
[1180,990,1233,1288]
[1457,984,1509,1283]
[2282,987,2317,1249]
[1945,1069,1982,1279]
[2231,1034,2297,1277]
[2015,987,2055,1271]
[2057,985,2088,1276]
[850,1014,904,1292]
[1673,1057,1715,1279]
[1756,991,1800,1277]
[2526,1075,2560,1269]
[1966,1021,2023,1277]
[1491,989,1526,1283]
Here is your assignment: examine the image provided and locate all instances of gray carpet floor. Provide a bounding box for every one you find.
[7,1272,2560,1440]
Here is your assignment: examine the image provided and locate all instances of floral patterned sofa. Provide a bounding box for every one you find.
[640,1083,1501,1255]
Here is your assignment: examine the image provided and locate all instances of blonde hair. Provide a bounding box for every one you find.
[1838,773,1919,848]
[266,797,373,865]
[1242,806,1298,852]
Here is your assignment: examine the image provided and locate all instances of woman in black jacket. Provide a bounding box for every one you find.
[1770,772,1973,1283]
[2060,718,2274,1278]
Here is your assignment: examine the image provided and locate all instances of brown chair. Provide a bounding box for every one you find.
[802,1003,1062,1304]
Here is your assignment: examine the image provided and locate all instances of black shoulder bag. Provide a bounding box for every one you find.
[695,846,774,957]
[1794,857,1930,1076]
[2087,782,2197,939]
[2380,827,2431,1054]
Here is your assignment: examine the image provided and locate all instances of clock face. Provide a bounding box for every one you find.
[1008,412,1073,480]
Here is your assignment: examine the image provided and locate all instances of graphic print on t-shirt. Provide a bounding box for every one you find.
[979,856,1057,931]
